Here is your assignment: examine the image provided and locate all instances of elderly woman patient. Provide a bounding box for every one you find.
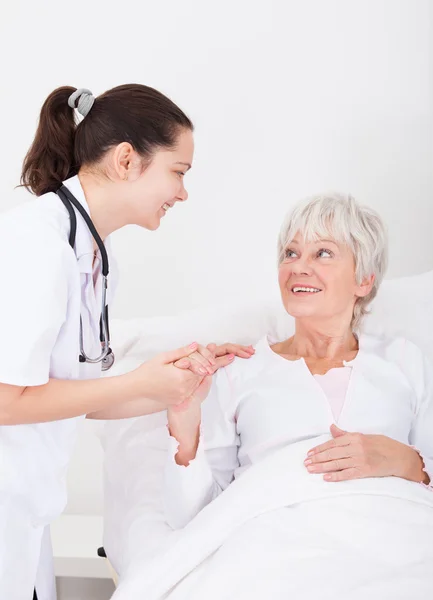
[158,193,433,599]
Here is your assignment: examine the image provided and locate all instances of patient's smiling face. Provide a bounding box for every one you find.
[278,233,374,327]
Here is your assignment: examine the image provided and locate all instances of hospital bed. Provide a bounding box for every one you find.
[98,269,433,589]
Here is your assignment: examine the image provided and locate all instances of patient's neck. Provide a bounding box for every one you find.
[283,319,358,361]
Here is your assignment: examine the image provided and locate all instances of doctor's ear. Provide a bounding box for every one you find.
[111,142,140,182]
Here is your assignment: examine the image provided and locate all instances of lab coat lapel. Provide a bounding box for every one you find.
[62,175,117,369]
[62,176,100,353]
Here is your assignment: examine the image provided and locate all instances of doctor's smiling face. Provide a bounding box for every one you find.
[21,83,195,237]
[109,127,194,231]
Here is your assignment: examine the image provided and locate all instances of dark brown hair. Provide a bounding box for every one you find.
[21,84,193,196]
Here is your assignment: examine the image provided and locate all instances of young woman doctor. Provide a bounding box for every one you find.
[0,84,254,600]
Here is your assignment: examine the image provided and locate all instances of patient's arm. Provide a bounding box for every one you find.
[163,368,239,529]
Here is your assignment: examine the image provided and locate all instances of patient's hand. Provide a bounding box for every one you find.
[171,343,254,412]
[174,343,255,377]
[167,344,255,463]
[304,424,429,484]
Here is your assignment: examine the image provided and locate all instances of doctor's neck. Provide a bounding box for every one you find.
[78,172,130,243]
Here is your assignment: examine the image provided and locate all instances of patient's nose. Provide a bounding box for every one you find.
[292,256,313,276]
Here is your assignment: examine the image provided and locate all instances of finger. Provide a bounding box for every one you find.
[162,342,200,364]
[195,345,217,367]
[330,423,348,438]
[306,457,355,474]
[173,357,210,376]
[305,445,353,465]
[187,351,214,373]
[307,435,351,457]
[206,343,217,354]
[216,343,255,356]
[213,354,236,370]
[323,467,361,482]
[187,362,210,376]
[213,344,255,358]
[173,358,191,369]
[191,354,237,375]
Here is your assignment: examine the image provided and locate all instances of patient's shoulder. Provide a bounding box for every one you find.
[219,335,277,385]
[206,338,270,415]
[361,333,429,363]
[360,333,432,387]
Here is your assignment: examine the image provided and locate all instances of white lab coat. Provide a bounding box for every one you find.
[0,175,116,600]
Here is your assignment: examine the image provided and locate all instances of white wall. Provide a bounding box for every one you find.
[0,1,432,596]
[1,1,432,324]
[106,0,433,318]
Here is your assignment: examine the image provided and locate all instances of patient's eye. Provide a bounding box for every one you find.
[317,248,333,258]
[284,248,297,259]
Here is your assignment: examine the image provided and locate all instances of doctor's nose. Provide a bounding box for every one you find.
[176,185,188,202]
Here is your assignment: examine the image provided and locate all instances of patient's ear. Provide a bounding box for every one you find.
[355,274,375,298]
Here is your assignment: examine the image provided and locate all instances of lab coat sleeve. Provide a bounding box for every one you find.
[163,368,240,529]
[0,227,69,387]
[405,341,433,488]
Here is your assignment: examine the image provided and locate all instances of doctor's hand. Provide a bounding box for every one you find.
[305,424,429,484]
[132,343,208,407]
[173,342,255,376]
[171,343,254,410]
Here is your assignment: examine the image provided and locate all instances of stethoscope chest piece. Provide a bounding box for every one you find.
[101,349,115,372]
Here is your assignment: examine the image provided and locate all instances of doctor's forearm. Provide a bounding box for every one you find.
[86,397,164,420]
[0,373,161,425]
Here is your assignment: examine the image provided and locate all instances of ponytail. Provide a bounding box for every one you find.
[21,86,78,196]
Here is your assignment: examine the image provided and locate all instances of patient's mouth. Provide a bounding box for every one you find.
[291,286,322,294]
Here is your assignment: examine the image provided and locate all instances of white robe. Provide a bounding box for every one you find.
[164,333,433,528]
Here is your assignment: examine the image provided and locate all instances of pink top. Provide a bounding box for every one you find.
[313,367,352,421]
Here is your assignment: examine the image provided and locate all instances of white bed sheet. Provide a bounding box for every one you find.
[100,270,433,578]
[111,436,433,600]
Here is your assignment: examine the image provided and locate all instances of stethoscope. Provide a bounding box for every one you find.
[56,184,115,371]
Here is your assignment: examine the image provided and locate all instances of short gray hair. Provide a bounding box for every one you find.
[277,192,388,331]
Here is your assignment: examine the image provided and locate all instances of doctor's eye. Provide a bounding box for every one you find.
[175,171,186,178]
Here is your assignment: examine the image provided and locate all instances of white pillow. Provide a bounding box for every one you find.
[361,270,433,363]
[108,269,433,366]
[100,270,433,573]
